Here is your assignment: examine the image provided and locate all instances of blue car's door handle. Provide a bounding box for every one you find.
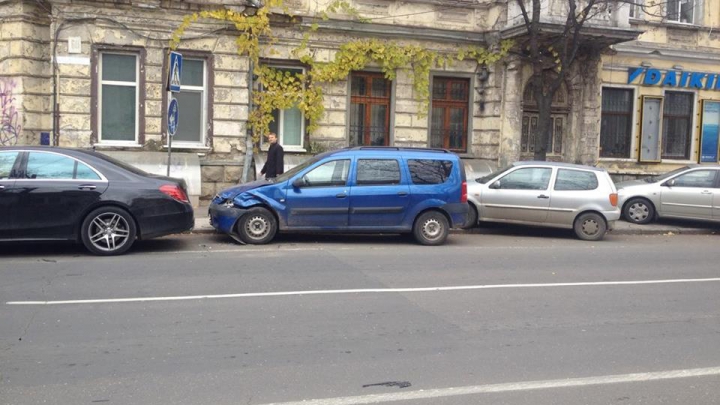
[336,193,347,198]
[397,191,408,196]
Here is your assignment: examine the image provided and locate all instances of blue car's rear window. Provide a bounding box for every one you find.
[408,159,453,184]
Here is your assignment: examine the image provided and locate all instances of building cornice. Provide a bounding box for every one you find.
[299,19,488,45]
[612,42,720,63]
[501,22,643,45]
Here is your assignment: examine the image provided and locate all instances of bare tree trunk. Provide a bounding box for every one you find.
[533,93,553,161]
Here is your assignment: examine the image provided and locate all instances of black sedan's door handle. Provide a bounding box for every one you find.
[537,194,550,199]
[336,193,347,198]
[78,184,97,190]
[0,185,5,190]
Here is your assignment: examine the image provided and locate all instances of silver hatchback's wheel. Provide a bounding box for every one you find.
[463,203,478,229]
[623,197,655,224]
[413,211,449,246]
[81,207,137,255]
[237,207,277,245]
[574,212,607,241]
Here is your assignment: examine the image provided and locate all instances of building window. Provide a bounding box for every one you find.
[629,0,643,18]
[268,67,304,149]
[99,53,138,143]
[171,58,207,145]
[667,0,694,23]
[662,91,694,160]
[349,73,391,146]
[600,88,634,158]
[521,80,567,155]
[430,77,469,152]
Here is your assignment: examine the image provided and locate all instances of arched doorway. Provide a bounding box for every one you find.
[520,80,569,158]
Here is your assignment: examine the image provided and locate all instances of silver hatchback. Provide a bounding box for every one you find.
[617,165,720,224]
[466,162,620,241]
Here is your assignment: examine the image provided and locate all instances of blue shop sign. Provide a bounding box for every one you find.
[628,67,720,90]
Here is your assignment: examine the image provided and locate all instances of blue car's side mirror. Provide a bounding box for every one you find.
[292,178,304,188]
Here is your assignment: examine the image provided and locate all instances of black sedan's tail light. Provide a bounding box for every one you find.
[160,184,189,203]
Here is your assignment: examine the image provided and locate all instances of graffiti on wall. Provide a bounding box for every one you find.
[1,78,22,146]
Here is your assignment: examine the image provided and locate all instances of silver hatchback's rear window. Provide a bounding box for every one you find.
[554,169,598,191]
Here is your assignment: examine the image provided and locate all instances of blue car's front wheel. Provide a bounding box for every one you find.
[237,207,277,245]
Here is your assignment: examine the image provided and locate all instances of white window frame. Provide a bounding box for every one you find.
[264,65,306,152]
[168,58,208,148]
[666,0,695,24]
[98,52,140,145]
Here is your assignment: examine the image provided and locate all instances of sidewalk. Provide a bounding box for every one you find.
[192,206,718,236]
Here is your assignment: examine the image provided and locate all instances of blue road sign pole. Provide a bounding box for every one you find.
[167,96,180,176]
[166,51,182,176]
[167,92,173,176]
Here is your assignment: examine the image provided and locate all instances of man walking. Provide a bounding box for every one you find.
[261,132,284,179]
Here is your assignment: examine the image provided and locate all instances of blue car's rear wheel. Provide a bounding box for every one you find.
[237,207,277,245]
[413,211,449,246]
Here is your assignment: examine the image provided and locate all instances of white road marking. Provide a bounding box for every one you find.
[6,277,720,306]
[254,366,720,405]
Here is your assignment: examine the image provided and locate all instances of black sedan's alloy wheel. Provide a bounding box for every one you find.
[81,206,137,255]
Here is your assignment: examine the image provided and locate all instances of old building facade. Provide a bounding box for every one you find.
[2,0,719,205]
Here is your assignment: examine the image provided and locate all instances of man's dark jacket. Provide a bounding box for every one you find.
[262,143,284,178]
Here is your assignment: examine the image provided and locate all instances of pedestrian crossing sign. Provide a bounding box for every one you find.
[168,51,182,92]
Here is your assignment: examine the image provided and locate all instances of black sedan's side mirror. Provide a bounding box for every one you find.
[292,177,305,188]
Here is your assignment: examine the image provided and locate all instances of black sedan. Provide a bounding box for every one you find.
[0,147,194,255]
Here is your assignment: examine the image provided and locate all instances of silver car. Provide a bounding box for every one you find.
[617,165,720,225]
[466,162,620,241]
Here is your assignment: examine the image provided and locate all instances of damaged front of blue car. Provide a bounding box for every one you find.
[208,179,282,236]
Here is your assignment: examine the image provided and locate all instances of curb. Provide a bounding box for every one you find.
[190,225,717,237]
[453,228,716,236]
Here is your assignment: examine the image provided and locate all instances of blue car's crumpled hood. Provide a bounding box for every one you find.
[216,179,271,201]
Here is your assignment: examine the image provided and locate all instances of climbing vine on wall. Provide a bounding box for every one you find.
[170,3,513,140]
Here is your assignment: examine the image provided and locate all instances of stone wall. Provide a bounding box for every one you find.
[45,0,250,202]
[0,0,52,147]
[4,0,560,204]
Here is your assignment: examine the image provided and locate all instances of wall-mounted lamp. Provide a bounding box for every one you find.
[476,65,490,113]
[672,64,684,70]
[226,0,262,16]
[640,61,652,67]
[477,64,489,82]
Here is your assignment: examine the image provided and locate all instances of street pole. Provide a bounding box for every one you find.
[167,91,173,177]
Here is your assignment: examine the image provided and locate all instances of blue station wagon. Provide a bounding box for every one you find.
[209,147,468,245]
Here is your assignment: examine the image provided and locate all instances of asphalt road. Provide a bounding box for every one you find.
[1,229,720,404]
